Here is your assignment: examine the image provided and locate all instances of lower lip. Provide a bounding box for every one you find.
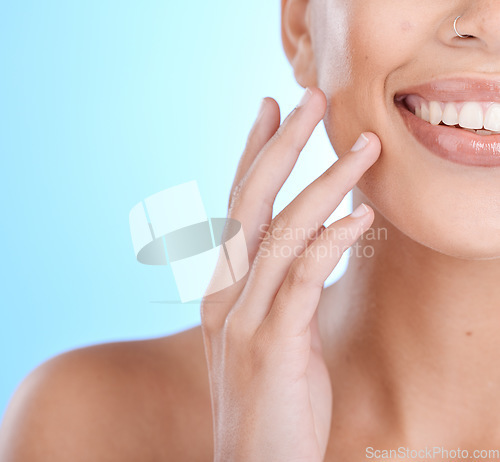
[395,98,500,167]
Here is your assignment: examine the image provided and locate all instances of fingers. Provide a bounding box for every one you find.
[261,204,374,338]
[202,98,279,314]
[201,89,323,331]
[228,87,327,262]
[228,98,280,208]
[232,133,380,327]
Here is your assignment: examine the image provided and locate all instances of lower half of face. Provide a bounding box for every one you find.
[312,0,500,260]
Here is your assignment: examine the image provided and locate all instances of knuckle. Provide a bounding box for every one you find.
[248,328,275,370]
[281,110,307,148]
[266,210,292,243]
[270,297,287,320]
[286,256,322,291]
[287,258,310,288]
[272,125,286,144]
[200,300,224,334]
[222,308,250,342]
[274,123,300,151]
[248,338,267,371]
[249,326,285,371]
[267,112,296,144]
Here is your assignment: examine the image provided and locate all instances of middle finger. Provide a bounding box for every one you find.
[233,132,381,325]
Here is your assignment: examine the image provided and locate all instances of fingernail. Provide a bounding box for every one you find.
[351,133,370,152]
[351,203,370,218]
[296,87,313,108]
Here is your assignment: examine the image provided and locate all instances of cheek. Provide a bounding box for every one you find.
[315,2,421,156]
[312,2,500,259]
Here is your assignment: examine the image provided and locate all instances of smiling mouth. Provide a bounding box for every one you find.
[393,78,500,167]
[395,94,500,136]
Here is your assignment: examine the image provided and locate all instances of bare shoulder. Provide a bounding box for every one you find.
[0,325,213,462]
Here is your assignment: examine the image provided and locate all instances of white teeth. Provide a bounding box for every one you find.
[408,97,500,134]
[459,102,483,129]
[421,102,430,122]
[484,104,500,131]
[442,103,459,126]
[429,101,442,125]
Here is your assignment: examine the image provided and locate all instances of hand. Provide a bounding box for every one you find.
[200,87,381,462]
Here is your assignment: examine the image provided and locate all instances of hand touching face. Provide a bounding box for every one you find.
[283,0,500,259]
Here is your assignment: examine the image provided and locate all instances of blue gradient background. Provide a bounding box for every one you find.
[0,1,351,419]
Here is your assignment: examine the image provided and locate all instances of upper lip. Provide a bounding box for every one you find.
[394,76,500,103]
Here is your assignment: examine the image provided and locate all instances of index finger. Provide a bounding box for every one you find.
[201,88,326,325]
[228,87,327,261]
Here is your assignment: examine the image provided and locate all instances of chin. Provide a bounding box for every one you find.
[323,78,500,262]
[365,185,500,261]
[409,223,500,261]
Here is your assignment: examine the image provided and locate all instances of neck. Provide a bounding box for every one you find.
[319,192,500,446]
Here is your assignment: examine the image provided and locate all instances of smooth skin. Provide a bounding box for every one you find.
[202,88,379,462]
[0,88,379,462]
[3,0,500,460]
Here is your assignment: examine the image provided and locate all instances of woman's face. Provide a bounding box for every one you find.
[308,0,500,259]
